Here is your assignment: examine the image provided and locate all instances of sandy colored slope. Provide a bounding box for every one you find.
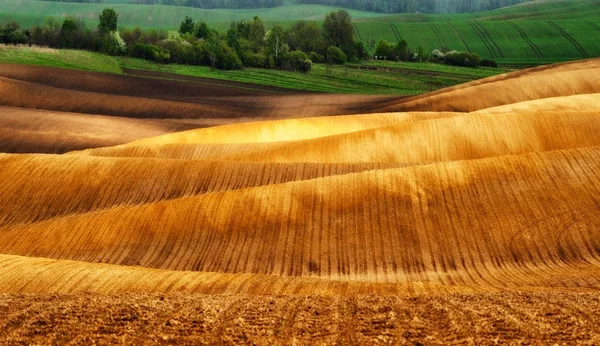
[1,254,599,296]
[0,154,403,227]
[105,112,460,148]
[75,111,600,164]
[2,147,600,289]
[474,93,600,114]
[375,59,600,112]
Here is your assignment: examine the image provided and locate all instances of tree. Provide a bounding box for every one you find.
[266,24,287,63]
[179,16,195,34]
[195,22,209,39]
[98,8,118,34]
[248,16,265,48]
[322,10,354,57]
[393,39,409,61]
[375,40,392,59]
[326,46,347,64]
[60,18,79,48]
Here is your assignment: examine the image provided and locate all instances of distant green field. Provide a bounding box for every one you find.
[0,0,599,64]
[0,46,507,94]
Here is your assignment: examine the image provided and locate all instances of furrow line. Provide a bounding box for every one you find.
[474,21,504,58]
[508,21,543,58]
[547,21,588,58]
[450,23,471,53]
[467,21,496,58]
[429,23,444,48]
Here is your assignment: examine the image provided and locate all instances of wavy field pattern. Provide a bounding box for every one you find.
[1,59,600,342]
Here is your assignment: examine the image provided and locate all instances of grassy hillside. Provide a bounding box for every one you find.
[0,46,507,94]
[1,0,598,64]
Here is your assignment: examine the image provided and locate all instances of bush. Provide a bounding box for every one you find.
[241,51,266,68]
[326,46,346,65]
[284,50,312,73]
[443,51,481,68]
[101,31,127,56]
[130,43,170,63]
[215,42,243,70]
[309,51,324,63]
[481,59,498,68]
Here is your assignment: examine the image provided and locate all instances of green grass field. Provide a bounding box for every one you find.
[0,46,507,94]
[1,0,598,65]
[0,45,123,73]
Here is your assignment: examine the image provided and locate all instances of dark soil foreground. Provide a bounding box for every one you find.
[1,292,599,345]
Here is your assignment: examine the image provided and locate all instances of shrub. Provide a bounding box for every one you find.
[326,46,346,65]
[309,52,324,63]
[130,43,170,63]
[216,42,243,70]
[101,31,127,56]
[375,40,392,60]
[241,51,266,68]
[481,59,498,68]
[443,51,481,68]
[284,50,312,73]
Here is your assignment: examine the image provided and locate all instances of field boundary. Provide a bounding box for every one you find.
[508,21,543,58]
[546,21,588,58]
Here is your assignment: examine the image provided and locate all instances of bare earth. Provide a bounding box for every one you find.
[1,59,600,344]
[2,292,599,345]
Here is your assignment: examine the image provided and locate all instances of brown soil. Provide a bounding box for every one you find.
[0,64,400,153]
[1,59,600,344]
[1,293,599,345]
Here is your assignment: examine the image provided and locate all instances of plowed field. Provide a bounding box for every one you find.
[0,59,599,344]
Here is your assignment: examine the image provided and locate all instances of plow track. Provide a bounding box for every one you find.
[1,59,600,343]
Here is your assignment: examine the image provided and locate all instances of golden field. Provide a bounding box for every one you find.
[0,59,600,343]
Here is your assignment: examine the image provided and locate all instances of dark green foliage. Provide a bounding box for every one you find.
[101,31,126,56]
[287,21,326,55]
[326,46,347,65]
[98,8,118,34]
[179,16,195,35]
[375,40,392,59]
[240,51,266,68]
[266,24,287,64]
[323,10,354,59]
[0,22,28,45]
[354,41,367,61]
[195,22,210,39]
[130,43,171,63]
[444,51,482,67]
[206,35,243,70]
[309,51,325,63]
[481,59,498,68]
[283,50,312,73]
[393,39,409,61]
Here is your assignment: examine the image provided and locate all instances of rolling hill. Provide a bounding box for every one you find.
[0,58,599,342]
[1,0,599,64]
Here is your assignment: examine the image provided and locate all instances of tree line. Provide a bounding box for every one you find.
[1,8,496,71]
[296,0,530,14]
[0,8,367,72]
